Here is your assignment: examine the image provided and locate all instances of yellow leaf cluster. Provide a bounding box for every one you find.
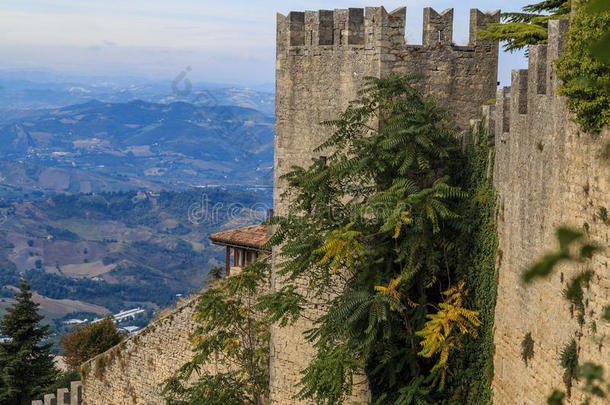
[374,275,402,310]
[393,210,413,239]
[415,281,481,389]
[192,334,207,345]
[315,223,363,274]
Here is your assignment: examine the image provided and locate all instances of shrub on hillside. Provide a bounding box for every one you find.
[60,317,124,370]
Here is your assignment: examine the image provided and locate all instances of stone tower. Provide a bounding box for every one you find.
[272,6,500,403]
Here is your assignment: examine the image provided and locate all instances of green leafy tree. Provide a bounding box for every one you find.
[479,0,610,133]
[556,0,610,133]
[61,317,124,370]
[477,0,571,52]
[42,369,80,398]
[263,75,494,404]
[0,281,58,405]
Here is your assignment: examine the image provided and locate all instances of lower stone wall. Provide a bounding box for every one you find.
[81,295,208,405]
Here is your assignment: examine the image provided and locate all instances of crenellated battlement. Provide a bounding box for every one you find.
[484,18,571,138]
[423,8,453,46]
[277,7,500,50]
[54,5,610,404]
[277,7,398,48]
[32,381,82,405]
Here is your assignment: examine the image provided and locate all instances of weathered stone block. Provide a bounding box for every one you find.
[43,394,56,405]
[56,388,70,405]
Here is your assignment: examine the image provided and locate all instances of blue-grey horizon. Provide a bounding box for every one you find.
[0,0,532,87]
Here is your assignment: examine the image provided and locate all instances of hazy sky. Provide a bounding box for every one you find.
[0,0,532,87]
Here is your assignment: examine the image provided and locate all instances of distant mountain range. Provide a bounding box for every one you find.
[0,99,274,199]
[0,71,275,347]
[0,70,275,116]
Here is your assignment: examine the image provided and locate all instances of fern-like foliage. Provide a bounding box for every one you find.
[161,260,270,405]
[259,75,497,404]
[374,276,402,311]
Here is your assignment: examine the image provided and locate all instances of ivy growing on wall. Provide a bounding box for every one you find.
[442,121,498,405]
[560,339,579,397]
[523,227,609,403]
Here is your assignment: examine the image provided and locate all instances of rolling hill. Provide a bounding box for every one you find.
[0,100,274,199]
[0,188,271,319]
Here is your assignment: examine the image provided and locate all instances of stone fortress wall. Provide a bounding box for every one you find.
[485,19,609,404]
[271,6,499,404]
[79,295,205,405]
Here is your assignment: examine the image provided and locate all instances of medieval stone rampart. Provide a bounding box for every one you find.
[274,6,499,214]
[76,6,609,405]
[488,19,609,404]
[80,296,205,405]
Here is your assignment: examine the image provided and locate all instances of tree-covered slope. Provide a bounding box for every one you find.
[0,188,271,316]
[0,100,274,198]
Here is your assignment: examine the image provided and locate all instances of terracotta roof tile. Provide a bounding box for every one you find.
[209,224,271,250]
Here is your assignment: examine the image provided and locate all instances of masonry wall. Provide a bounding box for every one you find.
[489,19,609,404]
[81,296,206,405]
[272,6,499,404]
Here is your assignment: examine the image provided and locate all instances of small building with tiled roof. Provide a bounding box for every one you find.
[209,224,271,277]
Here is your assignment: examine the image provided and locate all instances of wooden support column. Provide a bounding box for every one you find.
[225,246,230,277]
